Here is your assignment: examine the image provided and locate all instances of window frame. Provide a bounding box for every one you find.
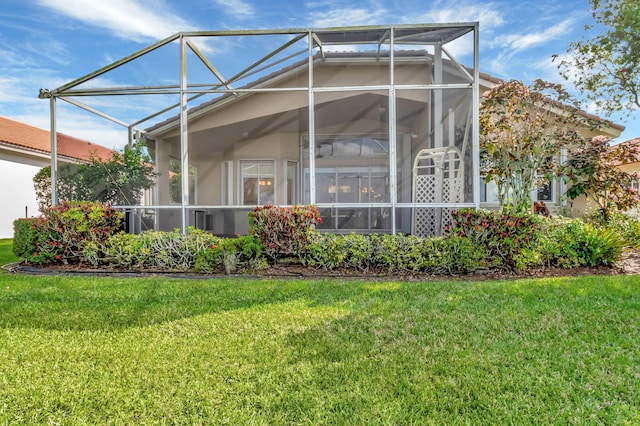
[239,159,277,206]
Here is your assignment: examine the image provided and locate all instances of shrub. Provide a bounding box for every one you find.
[370,233,427,272]
[592,211,640,248]
[13,201,123,265]
[421,235,489,275]
[93,229,264,274]
[249,205,321,262]
[194,234,264,274]
[306,233,348,270]
[13,217,50,264]
[539,217,624,267]
[306,232,487,274]
[99,228,222,271]
[450,209,541,270]
[306,232,374,271]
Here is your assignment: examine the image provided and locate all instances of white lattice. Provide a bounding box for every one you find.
[412,146,464,237]
[415,175,436,202]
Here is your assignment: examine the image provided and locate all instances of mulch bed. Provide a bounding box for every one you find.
[7,249,639,281]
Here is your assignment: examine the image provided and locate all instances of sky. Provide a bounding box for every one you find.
[1,0,638,151]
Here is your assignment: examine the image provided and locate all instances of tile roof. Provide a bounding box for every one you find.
[0,115,114,162]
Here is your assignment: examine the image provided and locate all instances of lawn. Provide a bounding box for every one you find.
[0,238,18,272]
[0,241,639,424]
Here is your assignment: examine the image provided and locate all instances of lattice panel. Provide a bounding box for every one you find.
[442,177,463,203]
[414,175,437,203]
[412,147,465,237]
[441,207,453,234]
[413,207,438,237]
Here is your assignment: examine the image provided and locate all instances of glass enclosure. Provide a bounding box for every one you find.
[43,24,479,236]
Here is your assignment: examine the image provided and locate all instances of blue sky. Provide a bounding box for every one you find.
[1,0,637,149]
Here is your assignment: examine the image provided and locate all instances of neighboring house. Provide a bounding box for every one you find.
[0,116,113,238]
[616,137,640,177]
[607,137,640,216]
[38,24,622,236]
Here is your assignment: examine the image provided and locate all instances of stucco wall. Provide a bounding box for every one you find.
[0,159,41,238]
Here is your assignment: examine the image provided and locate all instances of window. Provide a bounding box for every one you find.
[169,158,197,204]
[305,166,390,230]
[241,160,275,205]
[536,180,554,202]
[480,179,499,204]
[305,136,389,159]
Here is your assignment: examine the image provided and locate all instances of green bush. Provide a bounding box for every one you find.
[450,209,541,270]
[306,233,347,270]
[194,234,264,274]
[13,201,123,265]
[596,211,640,248]
[306,232,487,274]
[538,217,624,267]
[93,229,264,274]
[370,233,428,272]
[306,232,374,271]
[421,235,489,275]
[249,205,321,262]
[13,218,50,264]
[99,228,222,271]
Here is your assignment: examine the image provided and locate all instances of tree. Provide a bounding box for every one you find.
[480,79,596,213]
[558,0,640,115]
[34,140,157,209]
[564,135,640,223]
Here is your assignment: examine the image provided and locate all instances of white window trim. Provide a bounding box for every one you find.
[285,160,299,205]
[221,160,233,205]
[239,159,277,205]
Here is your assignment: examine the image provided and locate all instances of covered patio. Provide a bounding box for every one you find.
[39,23,480,236]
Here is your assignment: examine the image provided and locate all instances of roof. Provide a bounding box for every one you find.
[619,137,640,147]
[147,50,474,135]
[145,50,624,137]
[0,116,114,162]
[615,137,640,166]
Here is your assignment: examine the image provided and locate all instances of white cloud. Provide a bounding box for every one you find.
[22,39,71,66]
[36,0,195,43]
[0,48,35,68]
[500,17,575,52]
[0,76,34,104]
[310,7,388,28]
[416,3,504,30]
[210,0,255,20]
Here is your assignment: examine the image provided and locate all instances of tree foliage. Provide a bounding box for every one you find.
[564,135,640,223]
[480,79,595,213]
[34,141,157,210]
[558,0,640,115]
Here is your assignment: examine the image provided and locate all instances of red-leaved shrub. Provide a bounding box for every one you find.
[248,205,322,262]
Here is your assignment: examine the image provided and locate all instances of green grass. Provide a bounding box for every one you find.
[1,240,639,423]
[0,239,18,273]
[0,272,638,424]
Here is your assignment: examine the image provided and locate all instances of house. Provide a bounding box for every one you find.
[0,116,113,238]
[38,24,622,236]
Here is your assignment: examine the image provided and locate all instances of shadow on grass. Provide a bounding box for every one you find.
[0,275,419,332]
[2,273,636,333]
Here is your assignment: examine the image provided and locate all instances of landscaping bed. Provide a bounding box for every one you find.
[6,248,632,282]
[9,202,640,280]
